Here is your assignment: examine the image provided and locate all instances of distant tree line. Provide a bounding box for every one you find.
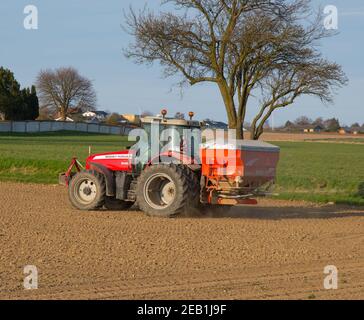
[0,67,39,121]
[279,116,364,133]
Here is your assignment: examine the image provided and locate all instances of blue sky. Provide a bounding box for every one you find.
[0,0,363,126]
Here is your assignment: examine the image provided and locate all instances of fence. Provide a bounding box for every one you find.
[0,121,134,136]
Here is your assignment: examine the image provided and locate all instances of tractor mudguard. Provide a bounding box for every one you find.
[88,162,116,197]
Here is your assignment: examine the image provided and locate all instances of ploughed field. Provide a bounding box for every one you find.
[0,182,363,300]
[0,132,363,205]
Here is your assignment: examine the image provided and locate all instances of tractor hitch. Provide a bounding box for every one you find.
[59,158,84,186]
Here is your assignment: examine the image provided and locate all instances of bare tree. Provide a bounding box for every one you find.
[36,67,96,121]
[295,116,313,126]
[125,0,347,139]
[37,106,54,120]
[250,59,346,139]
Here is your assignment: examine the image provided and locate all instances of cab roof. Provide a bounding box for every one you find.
[141,116,201,128]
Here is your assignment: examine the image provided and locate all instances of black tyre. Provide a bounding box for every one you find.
[137,164,197,218]
[68,170,106,211]
[182,166,201,208]
[104,197,134,211]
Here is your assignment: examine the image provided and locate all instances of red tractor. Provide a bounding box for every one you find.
[60,111,280,217]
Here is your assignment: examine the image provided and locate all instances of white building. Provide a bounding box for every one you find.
[82,111,109,121]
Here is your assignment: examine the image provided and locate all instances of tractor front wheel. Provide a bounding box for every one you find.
[68,170,106,211]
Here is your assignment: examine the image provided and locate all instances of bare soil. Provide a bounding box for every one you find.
[0,182,363,300]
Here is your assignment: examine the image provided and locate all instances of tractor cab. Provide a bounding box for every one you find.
[139,110,201,160]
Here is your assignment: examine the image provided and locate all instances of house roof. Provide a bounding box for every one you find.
[93,111,108,116]
[83,110,109,117]
[55,117,74,122]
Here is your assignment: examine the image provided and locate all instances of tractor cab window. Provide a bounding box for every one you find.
[142,122,201,158]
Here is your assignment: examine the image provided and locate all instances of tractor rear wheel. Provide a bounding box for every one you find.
[68,170,106,211]
[137,164,196,218]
